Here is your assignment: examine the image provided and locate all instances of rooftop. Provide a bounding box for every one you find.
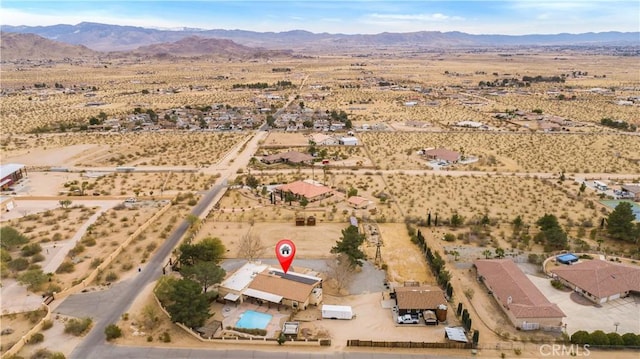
[424,148,461,162]
[0,164,25,179]
[475,259,565,319]
[219,262,269,292]
[551,259,640,299]
[248,268,321,303]
[275,180,333,199]
[395,286,447,310]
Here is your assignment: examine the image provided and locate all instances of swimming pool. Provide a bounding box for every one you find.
[235,310,272,330]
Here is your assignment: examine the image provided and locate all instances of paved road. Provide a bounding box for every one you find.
[68,181,225,359]
[77,346,463,358]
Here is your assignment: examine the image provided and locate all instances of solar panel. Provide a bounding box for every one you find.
[272,271,319,285]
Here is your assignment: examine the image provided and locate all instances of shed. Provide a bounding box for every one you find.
[296,217,306,226]
[306,216,316,226]
[282,322,299,336]
[338,136,358,146]
[556,253,579,265]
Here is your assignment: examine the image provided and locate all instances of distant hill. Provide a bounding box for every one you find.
[129,36,291,58]
[2,22,638,52]
[0,32,98,60]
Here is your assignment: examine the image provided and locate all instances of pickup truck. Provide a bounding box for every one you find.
[397,314,419,324]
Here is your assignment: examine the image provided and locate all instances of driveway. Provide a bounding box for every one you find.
[527,274,640,335]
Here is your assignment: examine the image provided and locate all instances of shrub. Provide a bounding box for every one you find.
[105,324,122,341]
[8,257,30,271]
[1,248,12,263]
[160,331,171,343]
[550,279,564,290]
[30,348,66,359]
[589,330,609,346]
[443,233,456,242]
[21,243,43,257]
[64,317,92,336]
[105,272,118,282]
[56,261,75,274]
[0,226,29,247]
[232,327,267,336]
[27,333,44,344]
[31,253,46,263]
[621,333,640,346]
[571,330,590,344]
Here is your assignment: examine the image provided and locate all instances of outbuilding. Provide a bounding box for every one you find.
[338,136,358,146]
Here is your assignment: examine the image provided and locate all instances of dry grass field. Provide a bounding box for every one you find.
[362,132,640,173]
[1,132,247,168]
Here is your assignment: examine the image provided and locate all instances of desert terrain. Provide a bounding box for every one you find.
[1,48,639,359]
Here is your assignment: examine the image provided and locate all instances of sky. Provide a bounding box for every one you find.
[1,0,639,35]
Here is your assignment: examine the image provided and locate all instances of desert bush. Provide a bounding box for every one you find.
[56,261,75,274]
[160,331,171,343]
[41,319,54,330]
[550,279,564,290]
[31,253,45,263]
[64,317,92,336]
[1,226,29,247]
[105,324,122,341]
[232,327,268,336]
[29,348,66,359]
[8,257,29,271]
[27,333,44,344]
[105,272,118,282]
[21,243,43,257]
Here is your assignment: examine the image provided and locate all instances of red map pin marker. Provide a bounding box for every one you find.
[275,239,296,274]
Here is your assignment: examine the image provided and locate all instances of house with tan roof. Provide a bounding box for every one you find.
[474,259,565,330]
[394,286,447,316]
[218,262,323,310]
[423,148,461,163]
[309,133,338,146]
[551,259,640,304]
[275,180,333,202]
[346,196,372,209]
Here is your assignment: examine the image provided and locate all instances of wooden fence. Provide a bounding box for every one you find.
[347,339,472,349]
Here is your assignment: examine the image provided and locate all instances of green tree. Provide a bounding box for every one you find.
[589,330,609,346]
[59,199,72,208]
[179,237,225,266]
[245,174,259,190]
[17,269,48,291]
[347,187,358,198]
[181,261,225,293]
[621,333,640,346]
[331,225,366,267]
[494,247,505,258]
[607,202,637,243]
[607,332,624,346]
[571,330,591,344]
[266,114,275,127]
[0,226,29,247]
[535,214,568,251]
[482,249,492,259]
[299,196,309,209]
[166,279,210,328]
[450,213,464,228]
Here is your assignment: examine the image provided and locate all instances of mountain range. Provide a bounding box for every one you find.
[2,22,638,52]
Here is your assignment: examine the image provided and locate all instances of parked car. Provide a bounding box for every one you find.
[397,314,419,324]
[124,197,136,203]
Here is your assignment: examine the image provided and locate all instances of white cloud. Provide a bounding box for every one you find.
[366,13,465,22]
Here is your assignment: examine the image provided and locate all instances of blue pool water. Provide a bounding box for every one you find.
[600,200,640,221]
[235,310,272,329]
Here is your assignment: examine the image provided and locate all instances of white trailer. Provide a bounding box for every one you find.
[321,305,354,320]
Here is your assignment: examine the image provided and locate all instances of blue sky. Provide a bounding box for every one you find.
[1,1,638,35]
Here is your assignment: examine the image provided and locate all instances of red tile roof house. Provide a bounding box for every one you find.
[474,259,565,331]
[346,196,371,209]
[424,148,461,163]
[275,180,333,202]
[551,259,640,304]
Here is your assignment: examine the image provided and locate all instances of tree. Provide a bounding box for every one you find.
[347,187,358,198]
[579,182,586,194]
[266,114,275,127]
[0,226,28,248]
[571,330,591,344]
[622,333,640,346]
[178,237,225,266]
[607,202,637,242]
[299,196,309,209]
[245,174,259,190]
[105,324,122,341]
[482,249,493,259]
[607,332,624,346]
[326,254,355,293]
[535,214,568,251]
[589,330,609,346]
[284,191,296,205]
[495,247,505,258]
[166,279,210,328]
[472,330,480,347]
[237,232,264,261]
[181,261,225,293]
[512,215,524,231]
[59,199,72,208]
[17,269,48,291]
[450,213,464,228]
[331,225,366,267]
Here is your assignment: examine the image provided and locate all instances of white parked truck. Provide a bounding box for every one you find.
[321,305,354,320]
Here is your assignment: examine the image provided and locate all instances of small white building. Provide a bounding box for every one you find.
[338,136,358,146]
